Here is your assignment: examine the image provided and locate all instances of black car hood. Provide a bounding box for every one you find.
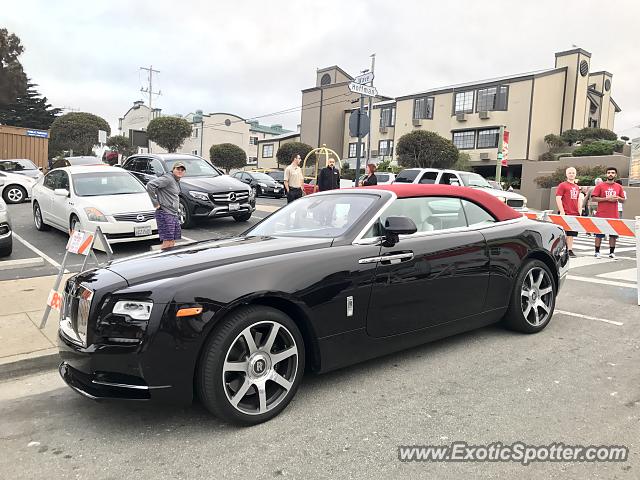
[180,175,248,192]
[107,236,331,286]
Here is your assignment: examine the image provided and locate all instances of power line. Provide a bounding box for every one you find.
[140,65,161,110]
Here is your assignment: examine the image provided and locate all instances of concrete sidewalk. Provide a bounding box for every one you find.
[0,274,69,379]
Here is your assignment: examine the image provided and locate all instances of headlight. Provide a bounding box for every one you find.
[188,190,209,201]
[84,207,108,222]
[496,196,507,203]
[258,182,267,188]
[113,300,153,320]
[248,188,255,198]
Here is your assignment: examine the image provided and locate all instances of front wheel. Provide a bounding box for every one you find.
[179,199,194,228]
[0,238,12,257]
[197,306,305,425]
[3,185,27,204]
[503,259,556,333]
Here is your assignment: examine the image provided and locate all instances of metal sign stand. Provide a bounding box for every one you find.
[39,227,112,329]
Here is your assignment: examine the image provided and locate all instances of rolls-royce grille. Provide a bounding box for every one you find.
[61,282,93,347]
[113,211,155,222]
[209,191,250,203]
[507,199,524,208]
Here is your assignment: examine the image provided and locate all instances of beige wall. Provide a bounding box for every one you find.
[120,104,153,137]
[257,135,300,169]
[555,51,591,131]
[529,71,566,160]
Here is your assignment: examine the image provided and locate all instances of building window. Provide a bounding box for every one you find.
[380,106,396,127]
[477,128,500,148]
[454,91,474,114]
[476,86,508,111]
[249,136,258,145]
[192,128,199,138]
[348,143,358,158]
[378,140,394,157]
[192,149,199,156]
[262,144,274,158]
[452,130,476,150]
[413,97,434,119]
[247,156,258,164]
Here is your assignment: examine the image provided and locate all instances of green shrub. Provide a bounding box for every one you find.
[578,127,617,142]
[534,165,607,188]
[572,141,615,157]
[544,133,565,149]
[560,129,581,145]
[539,152,555,162]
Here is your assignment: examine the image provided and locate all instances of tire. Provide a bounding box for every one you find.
[3,185,27,204]
[179,199,194,228]
[0,237,12,257]
[503,259,556,333]
[33,202,50,231]
[251,185,258,198]
[69,214,81,233]
[233,212,252,222]
[197,305,305,425]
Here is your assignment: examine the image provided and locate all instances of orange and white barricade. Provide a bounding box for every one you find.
[524,211,640,305]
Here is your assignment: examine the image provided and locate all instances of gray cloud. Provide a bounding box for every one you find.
[4,0,639,136]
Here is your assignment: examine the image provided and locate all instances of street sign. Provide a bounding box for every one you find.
[98,129,107,144]
[501,130,510,167]
[349,111,370,138]
[26,129,48,138]
[354,72,374,85]
[348,82,378,97]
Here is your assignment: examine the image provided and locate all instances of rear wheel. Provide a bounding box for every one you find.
[503,259,556,333]
[33,202,50,231]
[3,185,26,204]
[197,306,305,425]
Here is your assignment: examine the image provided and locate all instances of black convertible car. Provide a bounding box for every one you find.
[58,184,568,425]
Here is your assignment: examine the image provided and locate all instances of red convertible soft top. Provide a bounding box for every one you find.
[362,184,523,222]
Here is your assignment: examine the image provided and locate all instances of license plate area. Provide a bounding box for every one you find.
[135,226,152,236]
[229,203,240,211]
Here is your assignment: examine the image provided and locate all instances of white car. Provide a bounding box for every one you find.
[393,168,528,211]
[355,172,396,186]
[0,170,36,204]
[0,198,12,257]
[31,165,159,244]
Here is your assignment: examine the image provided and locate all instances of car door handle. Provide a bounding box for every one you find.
[359,252,414,264]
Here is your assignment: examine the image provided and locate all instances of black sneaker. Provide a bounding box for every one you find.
[568,250,577,258]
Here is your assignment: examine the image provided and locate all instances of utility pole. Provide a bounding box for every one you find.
[366,53,376,164]
[140,65,161,110]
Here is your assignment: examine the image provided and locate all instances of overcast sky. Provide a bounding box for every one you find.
[4,0,640,137]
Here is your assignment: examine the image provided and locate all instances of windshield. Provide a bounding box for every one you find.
[0,159,38,171]
[165,158,220,177]
[459,172,491,188]
[252,172,275,182]
[267,171,284,181]
[69,157,103,165]
[394,170,419,183]
[247,194,377,238]
[73,172,147,196]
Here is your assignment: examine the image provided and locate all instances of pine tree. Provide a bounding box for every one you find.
[0,81,61,129]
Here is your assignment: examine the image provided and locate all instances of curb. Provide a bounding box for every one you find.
[0,352,60,381]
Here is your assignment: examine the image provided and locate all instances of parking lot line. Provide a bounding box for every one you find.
[566,274,635,289]
[12,232,64,270]
[555,309,623,326]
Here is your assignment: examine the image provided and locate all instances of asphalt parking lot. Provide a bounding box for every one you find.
[0,199,638,478]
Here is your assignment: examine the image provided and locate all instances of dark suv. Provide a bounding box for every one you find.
[122,154,255,227]
[231,171,284,198]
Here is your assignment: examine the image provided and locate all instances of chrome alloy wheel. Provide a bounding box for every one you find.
[520,267,554,327]
[6,186,24,203]
[178,203,186,225]
[222,321,299,415]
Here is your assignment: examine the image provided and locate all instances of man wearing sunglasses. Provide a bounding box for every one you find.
[147,162,186,250]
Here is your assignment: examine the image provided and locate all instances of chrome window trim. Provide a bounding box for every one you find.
[351,191,397,244]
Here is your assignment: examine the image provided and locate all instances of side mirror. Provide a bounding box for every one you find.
[383,216,417,247]
[54,188,70,197]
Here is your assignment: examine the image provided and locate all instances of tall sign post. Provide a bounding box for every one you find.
[349,73,377,183]
[496,126,509,184]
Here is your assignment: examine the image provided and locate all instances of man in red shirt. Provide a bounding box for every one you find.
[555,167,582,257]
[592,167,626,259]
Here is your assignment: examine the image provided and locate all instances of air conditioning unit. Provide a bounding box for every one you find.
[379,126,388,134]
[479,152,490,160]
[479,110,490,119]
[456,113,466,122]
[371,150,379,157]
[412,118,422,127]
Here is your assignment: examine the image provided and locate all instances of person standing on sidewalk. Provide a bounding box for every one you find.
[592,167,626,259]
[284,154,304,203]
[147,162,186,250]
[318,157,340,191]
[555,167,582,258]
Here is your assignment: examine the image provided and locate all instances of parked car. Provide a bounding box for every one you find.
[31,166,158,245]
[302,177,318,195]
[50,156,106,170]
[0,159,43,180]
[57,184,567,425]
[122,153,255,227]
[0,198,12,257]
[0,170,36,204]
[487,180,504,190]
[266,170,284,183]
[231,171,284,198]
[394,168,528,211]
[355,172,396,186]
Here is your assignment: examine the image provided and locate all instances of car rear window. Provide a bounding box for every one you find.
[376,173,390,182]
[394,170,419,183]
